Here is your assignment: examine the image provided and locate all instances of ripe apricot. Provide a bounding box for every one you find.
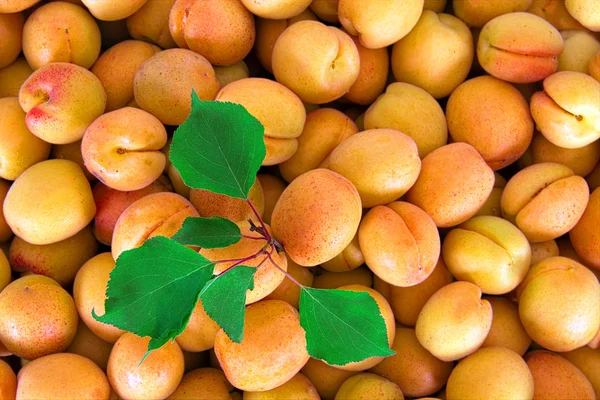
[0,359,16,400]
[257,174,286,225]
[241,0,311,19]
[190,180,264,222]
[0,275,78,360]
[214,300,309,391]
[301,358,358,400]
[559,346,600,398]
[0,12,24,69]
[245,373,319,400]
[108,333,184,399]
[558,30,600,73]
[126,0,177,49]
[312,266,373,290]
[0,57,33,98]
[272,169,362,267]
[570,187,600,269]
[481,296,532,355]
[265,258,314,309]
[167,368,234,400]
[531,133,600,177]
[321,232,364,273]
[16,353,111,398]
[335,373,404,400]
[3,159,96,245]
[453,0,534,27]
[565,0,600,31]
[66,321,113,370]
[344,34,389,105]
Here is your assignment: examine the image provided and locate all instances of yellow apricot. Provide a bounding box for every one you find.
[453,0,534,27]
[570,187,600,269]
[265,258,314,309]
[302,358,358,400]
[245,373,319,400]
[321,232,364,273]
[0,57,33,98]
[257,174,286,225]
[335,373,404,400]
[241,0,311,19]
[66,321,113,371]
[0,12,24,69]
[190,180,264,222]
[126,0,177,49]
[176,300,220,352]
[168,368,234,400]
[312,266,373,290]
[481,296,532,355]
[531,132,600,177]
[344,33,389,105]
[559,347,600,398]
[565,0,600,31]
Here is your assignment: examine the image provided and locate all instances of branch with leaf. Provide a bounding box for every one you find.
[94,91,395,366]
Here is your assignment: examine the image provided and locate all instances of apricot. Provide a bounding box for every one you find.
[133,48,220,126]
[168,164,191,199]
[301,358,358,400]
[530,239,560,266]
[0,182,11,243]
[66,321,113,371]
[73,253,126,343]
[446,347,534,400]
[407,143,495,228]
[565,0,600,31]
[108,333,184,399]
[443,216,531,294]
[559,347,600,398]
[501,163,589,242]
[415,281,493,362]
[91,40,161,111]
[0,359,16,400]
[111,192,198,259]
[167,368,234,400]
[0,0,40,12]
[201,222,287,304]
[391,11,473,99]
[321,233,364,273]
[518,256,600,351]
[257,174,286,225]
[338,0,423,49]
[280,109,356,182]
[525,350,595,399]
[92,175,173,245]
[51,140,95,181]
[531,132,600,177]
[214,300,309,391]
[371,328,453,397]
[241,0,311,19]
[215,78,305,165]
[254,10,317,73]
[265,258,314,309]
[528,0,588,30]
[309,0,338,23]
[530,71,600,148]
[4,159,96,245]
[477,12,563,83]
[245,373,319,400]
[22,2,101,70]
[329,285,395,371]
[272,169,362,267]
[0,12,24,69]
[359,202,440,287]
[474,173,507,217]
[0,275,78,360]
[481,296,531,355]
[9,224,98,286]
[0,57,33,98]
[587,162,600,191]
[19,62,107,145]
[570,187,600,269]
[0,250,9,293]
[0,97,51,181]
[17,353,111,398]
[364,82,448,158]
[446,75,534,170]
[329,129,421,208]
[334,373,404,400]
[214,61,249,88]
[344,34,389,105]
[590,50,600,80]
[312,266,373,289]
[169,0,255,66]
[190,180,264,222]
[82,107,167,191]
[559,30,600,73]
[453,0,533,27]
[126,0,177,49]
[81,0,147,20]
[424,0,446,12]
[271,21,360,104]
[174,299,219,353]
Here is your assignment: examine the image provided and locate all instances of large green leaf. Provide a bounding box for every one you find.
[199,266,256,343]
[172,216,242,248]
[170,91,266,199]
[299,287,395,366]
[93,236,215,353]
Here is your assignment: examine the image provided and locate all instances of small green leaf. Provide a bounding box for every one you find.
[93,236,215,354]
[199,266,256,343]
[170,91,266,199]
[172,216,242,248]
[299,287,395,366]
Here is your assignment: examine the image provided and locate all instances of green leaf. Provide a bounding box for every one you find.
[199,266,256,343]
[172,216,242,248]
[299,287,395,366]
[170,91,266,199]
[93,236,215,354]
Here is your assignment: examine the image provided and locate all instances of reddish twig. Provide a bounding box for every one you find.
[266,246,303,288]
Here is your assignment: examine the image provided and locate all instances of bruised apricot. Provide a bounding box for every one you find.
[214,300,309,391]
[272,169,362,267]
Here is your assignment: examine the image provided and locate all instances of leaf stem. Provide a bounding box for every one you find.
[242,235,264,240]
[246,199,272,242]
[266,246,304,288]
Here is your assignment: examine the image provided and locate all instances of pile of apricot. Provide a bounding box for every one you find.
[1,0,599,399]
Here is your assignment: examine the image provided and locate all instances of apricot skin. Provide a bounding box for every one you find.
[167,368,233,400]
[190,180,264,223]
[0,12,24,69]
[0,275,78,360]
[481,296,532,355]
[302,358,358,400]
[3,159,96,246]
[82,107,167,192]
[335,373,404,400]
[214,300,309,392]
[272,169,362,267]
[453,0,534,28]
[0,359,16,400]
[126,0,177,49]
[16,353,111,399]
[66,321,113,370]
[0,57,33,98]
[570,187,600,269]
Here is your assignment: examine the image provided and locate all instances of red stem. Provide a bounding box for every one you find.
[266,247,303,288]
[246,199,272,242]
[242,235,264,240]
